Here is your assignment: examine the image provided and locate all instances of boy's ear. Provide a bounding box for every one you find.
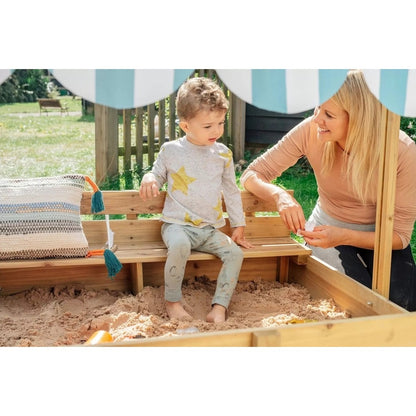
[179,120,189,133]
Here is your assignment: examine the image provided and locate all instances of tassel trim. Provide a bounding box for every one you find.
[85,176,105,213]
[87,248,123,279]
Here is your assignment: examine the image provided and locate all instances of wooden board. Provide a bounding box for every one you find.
[100,312,416,347]
[373,108,401,297]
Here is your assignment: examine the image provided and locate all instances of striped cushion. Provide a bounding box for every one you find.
[0,175,89,260]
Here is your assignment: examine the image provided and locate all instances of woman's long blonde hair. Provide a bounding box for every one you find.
[321,70,383,203]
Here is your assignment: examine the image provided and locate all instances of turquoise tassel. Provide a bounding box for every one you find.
[104,249,122,279]
[91,190,105,213]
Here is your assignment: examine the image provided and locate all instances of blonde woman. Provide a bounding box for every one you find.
[241,70,416,311]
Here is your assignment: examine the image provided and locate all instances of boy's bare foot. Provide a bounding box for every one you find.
[206,304,227,323]
[165,301,193,320]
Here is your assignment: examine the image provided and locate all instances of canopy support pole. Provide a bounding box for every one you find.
[372,107,400,298]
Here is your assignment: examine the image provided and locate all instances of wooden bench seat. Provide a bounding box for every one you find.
[37,98,69,115]
[0,190,311,295]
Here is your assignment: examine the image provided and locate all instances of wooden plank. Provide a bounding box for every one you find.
[80,190,290,215]
[123,109,132,171]
[252,329,281,346]
[147,104,156,166]
[0,263,131,295]
[273,312,416,347]
[169,93,176,141]
[81,218,296,247]
[135,107,144,166]
[94,104,119,185]
[158,100,165,143]
[245,104,307,147]
[131,263,144,294]
[279,257,289,283]
[290,256,405,317]
[97,312,416,347]
[372,108,400,298]
[101,327,254,347]
[141,257,280,288]
[231,93,246,161]
[81,190,165,215]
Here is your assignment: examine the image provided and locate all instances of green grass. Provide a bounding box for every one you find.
[0,97,82,114]
[0,100,95,179]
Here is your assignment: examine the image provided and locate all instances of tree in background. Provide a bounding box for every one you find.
[0,69,49,103]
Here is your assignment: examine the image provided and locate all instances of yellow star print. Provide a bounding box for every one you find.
[184,212,203,226]
[213,198,223,220]
[171,166,196,195]
[219,149,233,168]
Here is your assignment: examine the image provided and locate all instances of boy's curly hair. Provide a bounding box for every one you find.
[176,77,229,120]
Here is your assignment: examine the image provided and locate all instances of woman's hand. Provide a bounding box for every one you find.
[139,173,160,201]
[300,225,346,248]
[275,190,306,234]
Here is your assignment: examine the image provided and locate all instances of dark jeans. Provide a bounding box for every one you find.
[336,245,416,311]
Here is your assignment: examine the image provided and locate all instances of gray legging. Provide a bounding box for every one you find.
[307,204,416,311]
[161,223,244,309]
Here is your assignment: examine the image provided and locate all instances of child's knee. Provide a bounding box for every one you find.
[224,243,244,264]
[167,239,191,257]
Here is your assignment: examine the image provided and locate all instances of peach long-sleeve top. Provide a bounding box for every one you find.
[241,116,416,248]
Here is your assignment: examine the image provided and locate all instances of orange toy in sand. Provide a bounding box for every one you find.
[85,330,113,345]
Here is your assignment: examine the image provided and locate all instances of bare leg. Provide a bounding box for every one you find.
[165,301,193,321]
[206,304,227,323]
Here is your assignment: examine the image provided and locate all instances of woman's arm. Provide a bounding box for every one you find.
[244,174,306,234]
[241,118,312,234]
[301,226,404,250]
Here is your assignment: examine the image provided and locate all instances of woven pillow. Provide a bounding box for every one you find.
[0,174,89,260]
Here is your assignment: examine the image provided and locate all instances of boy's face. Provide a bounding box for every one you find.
[179,109,226,146]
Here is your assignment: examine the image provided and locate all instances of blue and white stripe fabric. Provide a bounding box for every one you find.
[1,69,416,116]
[362,69,416,117]
[0,69,13,86]
[216,69,349,114]
[50,69,194,109]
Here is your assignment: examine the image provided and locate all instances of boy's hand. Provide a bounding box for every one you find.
[139,173,160,200]
[231,226,253,249]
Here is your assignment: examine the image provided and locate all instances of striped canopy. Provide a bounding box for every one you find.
[216,69,349,114]
[362,69,416,117]
[1,69,416,116]
[50,69,194,109]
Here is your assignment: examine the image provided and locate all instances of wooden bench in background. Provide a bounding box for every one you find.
[37,98,69,115]
[0,190,311,295]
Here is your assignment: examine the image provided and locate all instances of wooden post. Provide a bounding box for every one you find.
[94,104,119,185]
[372,107,401,298]
[123,109,132,172]
[158,100,165,144]
[135,107,144,167]
[147,104,156,166]
[231,93,246,162]
[169,93,176,140]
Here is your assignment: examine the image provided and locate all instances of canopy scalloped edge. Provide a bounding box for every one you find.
[1,69,415,116]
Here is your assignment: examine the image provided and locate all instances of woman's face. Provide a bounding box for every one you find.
[312,99,349,149]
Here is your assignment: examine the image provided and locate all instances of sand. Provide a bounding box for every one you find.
[0,276,350,347]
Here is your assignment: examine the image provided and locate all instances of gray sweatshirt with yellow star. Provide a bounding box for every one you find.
[150,136,246,229]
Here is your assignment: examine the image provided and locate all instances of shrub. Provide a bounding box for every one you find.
[0,70,49,103]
